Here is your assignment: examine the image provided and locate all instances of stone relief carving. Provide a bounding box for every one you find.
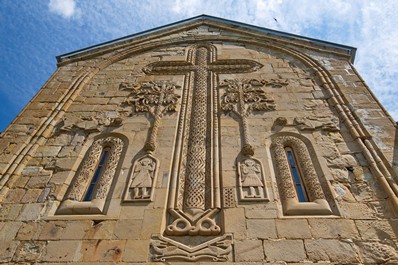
[57,136,124,214]
[220,79,277,201]
[144,43,262,260]
[121,81,180,202]
[271,135,333,215]
[223,188,235,208]
[150,234,233,262]
[262,78,289,88]
[120,80,180,152]
[124,154,159,202]
[294,116,339,132]
[294,100,340,132]
[220,78,276,156]
[237,157,267,201]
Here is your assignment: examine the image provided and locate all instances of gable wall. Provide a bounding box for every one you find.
[0,25,397,264]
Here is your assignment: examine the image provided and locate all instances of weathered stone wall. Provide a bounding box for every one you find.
[0,24,397,264]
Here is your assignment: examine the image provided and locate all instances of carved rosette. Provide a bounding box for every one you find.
[271,135,325,201]
[66,136,124,201]
[123,154,159,202]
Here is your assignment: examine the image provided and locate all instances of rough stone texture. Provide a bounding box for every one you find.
[234,240,264,262]
[356,241,398,264]
[305,239,359,263]
[308,218,359,239]
[276,219,311,239]
[0,16,398,264]
[263,239,306,262]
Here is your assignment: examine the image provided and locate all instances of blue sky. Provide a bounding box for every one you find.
[1,0,397,132]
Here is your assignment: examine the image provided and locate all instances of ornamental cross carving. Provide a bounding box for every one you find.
[220,79,276,156]
[144,43,263,242]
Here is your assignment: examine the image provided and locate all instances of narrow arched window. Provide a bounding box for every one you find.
[285,147,308,202]
[83,146,111,201]
[57,136,125,215]
[271,135,333,215]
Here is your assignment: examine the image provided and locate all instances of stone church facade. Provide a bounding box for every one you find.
[0,15,397,264]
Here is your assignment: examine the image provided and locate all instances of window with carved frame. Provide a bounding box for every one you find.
[56,136,124,215]
[271,134,333,215]
[284,147,308,202]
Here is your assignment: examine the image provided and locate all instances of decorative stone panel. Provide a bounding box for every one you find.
[56,135,124,215]
[271,134,333,215]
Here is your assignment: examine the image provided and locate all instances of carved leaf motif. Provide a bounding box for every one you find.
[122,81,181,115]
[220,79,276,116]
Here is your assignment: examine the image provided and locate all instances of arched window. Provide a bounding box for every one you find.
[57,136,124,215]
[271,135,333,215]
[285,147,308,202]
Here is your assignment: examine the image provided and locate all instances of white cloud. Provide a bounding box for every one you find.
[48,0,80,19]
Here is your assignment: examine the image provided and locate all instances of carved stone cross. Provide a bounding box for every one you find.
[144,44,262,215]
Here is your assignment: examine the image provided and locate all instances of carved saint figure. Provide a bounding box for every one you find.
[240,159,263,198]
[130,157,155,199]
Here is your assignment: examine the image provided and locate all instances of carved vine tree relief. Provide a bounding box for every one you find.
[220,79,277,201]
[121,81,179,202]
[145,44,263,262]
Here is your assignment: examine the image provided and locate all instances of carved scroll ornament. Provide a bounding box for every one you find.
[151,234,233,262]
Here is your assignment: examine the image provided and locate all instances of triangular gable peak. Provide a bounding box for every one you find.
[56,15,356,66]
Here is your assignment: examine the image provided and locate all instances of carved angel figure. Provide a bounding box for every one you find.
[240,159,263,198]
[130,157,155,199]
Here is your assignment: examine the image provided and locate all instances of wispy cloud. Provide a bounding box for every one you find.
[0,0,397,132]
[48,0,80,19]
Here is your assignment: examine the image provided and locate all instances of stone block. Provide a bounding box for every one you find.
[224,208,247,240]
[119,205,145,219]
[79,240,125,262]
[122,239,149,262]
[305,239,359,263]
[308,219,359,239]
[21,189,42,203]
[18,203,44,221]
[38,221,66,240]
[355,220,398,240]
[13,240,46,262]
[5,188,26,203]
[16,222,41,240]
[0,203,22,220]
[84,221,115,240]
[356,241,398,264]
[263,239,306,262]
[234,239,264,262]
[245,207,277,219]
[0,240,19,262]
[42,240,81,262]
[61,220,93,240]
[247,219,277,239]
[140,209,163,239]
[276,219,311,239]
[0,221,22,240]
[113,219,142,240]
